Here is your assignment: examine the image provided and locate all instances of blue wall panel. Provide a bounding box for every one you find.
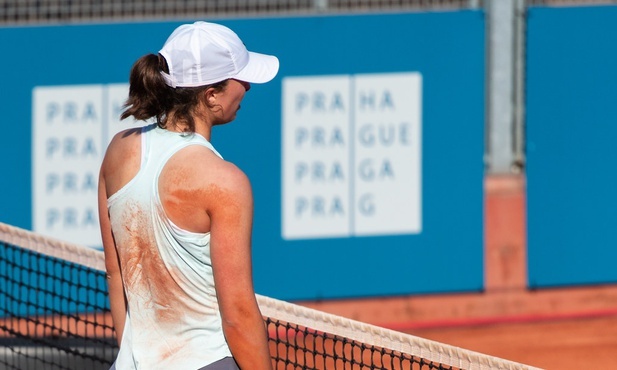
[527,6,617,287]
[0,11,485,300]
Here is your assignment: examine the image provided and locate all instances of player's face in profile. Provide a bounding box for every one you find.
[212,79,251,125]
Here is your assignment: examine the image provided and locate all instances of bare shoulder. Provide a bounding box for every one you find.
[206,160,253,215]
[104,127,142,159]
[183,147,252,218]
[100,127,143,194]
[181,145,251,195]
[159,144,251,232]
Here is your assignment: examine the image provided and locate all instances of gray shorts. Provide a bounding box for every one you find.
[198,357,239,370]
[110,357,239,370]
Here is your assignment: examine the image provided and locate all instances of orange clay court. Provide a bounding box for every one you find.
[410,313,617,370]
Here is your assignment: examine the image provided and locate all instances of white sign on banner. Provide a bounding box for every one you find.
[32,84,139,247]
[282,76,352,239]
[282,72,422,240]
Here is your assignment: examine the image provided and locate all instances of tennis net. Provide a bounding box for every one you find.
[0,222,541,370]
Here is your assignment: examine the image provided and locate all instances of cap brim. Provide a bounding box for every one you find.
[234,51,279,84]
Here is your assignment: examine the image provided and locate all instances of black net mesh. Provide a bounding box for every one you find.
[0,241,118,370]
[266,317,460,370]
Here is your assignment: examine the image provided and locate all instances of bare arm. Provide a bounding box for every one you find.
[98,170,128,345]
[208,167,271,370]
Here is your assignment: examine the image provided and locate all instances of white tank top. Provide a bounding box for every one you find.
[107,124,232,369]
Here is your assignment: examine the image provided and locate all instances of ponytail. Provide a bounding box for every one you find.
[121,53,229,133]
[121,54,171,124]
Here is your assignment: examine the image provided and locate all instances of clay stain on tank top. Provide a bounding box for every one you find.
[119,202,185,325]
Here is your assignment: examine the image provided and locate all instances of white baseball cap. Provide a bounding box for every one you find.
[159,21,279,88]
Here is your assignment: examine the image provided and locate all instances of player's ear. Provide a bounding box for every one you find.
[204,87,217,107]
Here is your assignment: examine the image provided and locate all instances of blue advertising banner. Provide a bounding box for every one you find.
[527,5,617,288]
[0,11,485,300]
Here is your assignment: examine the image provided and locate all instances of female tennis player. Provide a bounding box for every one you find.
[98,21,278,370]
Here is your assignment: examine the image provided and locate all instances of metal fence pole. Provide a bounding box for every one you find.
[486,0,526,174]
[315,0,328,12]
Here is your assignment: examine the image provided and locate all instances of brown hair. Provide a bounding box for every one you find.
[120,53,228,133]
